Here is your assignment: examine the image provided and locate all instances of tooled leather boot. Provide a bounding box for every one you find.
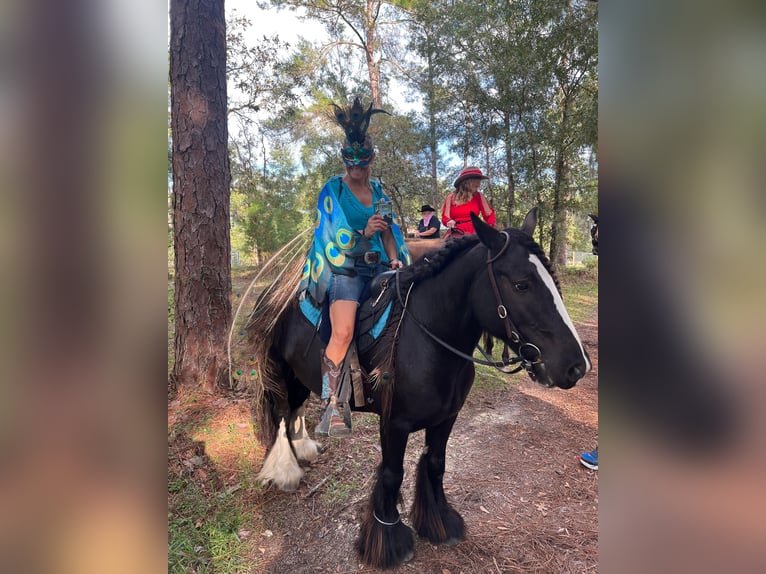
[314,350,352,437]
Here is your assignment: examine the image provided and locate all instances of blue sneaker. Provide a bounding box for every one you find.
[580,449,598,470]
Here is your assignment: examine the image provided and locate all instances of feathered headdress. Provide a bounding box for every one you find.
[330,97,390,166]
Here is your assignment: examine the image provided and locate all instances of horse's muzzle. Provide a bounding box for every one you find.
[558,359,588,389]
[530,357,587,389]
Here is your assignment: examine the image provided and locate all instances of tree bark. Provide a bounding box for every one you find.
[365,0,381,107]
[170,0,232,392]
[549,74,575,270]
[550,115,571,269]
[425,32,439,204]
[550,162,569,269]
[503,111,515,228]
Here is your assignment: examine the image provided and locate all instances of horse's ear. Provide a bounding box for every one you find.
[472,212,505,251]
[520,207,539,236]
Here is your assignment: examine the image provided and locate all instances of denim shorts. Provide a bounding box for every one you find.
[329,262,387,304]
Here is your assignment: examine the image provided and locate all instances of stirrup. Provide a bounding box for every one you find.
[314,400,352,437]
[329,403,352,437]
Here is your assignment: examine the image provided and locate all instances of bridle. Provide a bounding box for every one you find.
[485,231,543,375]
[394,231,544,376]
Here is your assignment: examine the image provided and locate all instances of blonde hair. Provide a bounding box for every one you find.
[453,180,475,204]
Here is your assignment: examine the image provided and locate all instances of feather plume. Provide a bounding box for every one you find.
[330,97,390,147]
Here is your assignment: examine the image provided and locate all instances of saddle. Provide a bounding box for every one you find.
[301,270,399,412]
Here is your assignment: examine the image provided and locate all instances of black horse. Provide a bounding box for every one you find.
[589,213,598,255]
[245,209,591,568]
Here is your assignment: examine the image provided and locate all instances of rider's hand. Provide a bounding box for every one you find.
[447,219,456,229]
[414,231,421,238]
[364,214,388,237]
[389,259,403,270]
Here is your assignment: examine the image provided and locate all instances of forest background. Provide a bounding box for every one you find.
[169,0,598,269]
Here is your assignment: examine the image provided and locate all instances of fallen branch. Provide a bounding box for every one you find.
[303,477,329,498]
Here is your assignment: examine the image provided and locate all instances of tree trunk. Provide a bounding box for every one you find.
[170,0,232,392]
[482,130,492,208]
[425,33,439,204]
[550,142,570,269]
[503,111,515,228]
[365,0,382,107]
[550,150,566,269]
[549,82,574,270]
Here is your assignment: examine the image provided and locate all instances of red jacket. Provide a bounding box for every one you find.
[441,192,496,234]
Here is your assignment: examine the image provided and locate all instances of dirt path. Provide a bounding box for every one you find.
[170,266,598,573]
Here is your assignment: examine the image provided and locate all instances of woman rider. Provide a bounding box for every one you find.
[298,97,410,437]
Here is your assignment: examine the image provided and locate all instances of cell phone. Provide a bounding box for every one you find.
[375,199,392,218]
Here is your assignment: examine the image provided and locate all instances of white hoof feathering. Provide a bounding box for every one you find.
[257,419,302,491]
[291,415,319,462]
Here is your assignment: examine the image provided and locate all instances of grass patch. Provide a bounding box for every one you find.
[168,391,267,573]
[322,477,355,504]
[168,476,253,574]
[559,267,598,323]
[473,361,516,391]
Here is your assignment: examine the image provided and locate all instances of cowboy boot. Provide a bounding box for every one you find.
[314,350,352,437]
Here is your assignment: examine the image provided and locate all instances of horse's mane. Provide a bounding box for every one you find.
[367,228,560,393]
[398,234,481,287]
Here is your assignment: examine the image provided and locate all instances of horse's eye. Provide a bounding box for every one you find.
[514,281,529,292]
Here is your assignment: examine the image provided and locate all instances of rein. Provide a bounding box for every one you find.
[392,234,543,374]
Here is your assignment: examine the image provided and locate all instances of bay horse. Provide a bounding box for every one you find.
[244,208,591,568]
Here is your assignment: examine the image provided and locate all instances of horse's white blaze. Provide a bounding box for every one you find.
[529,254,592,372]
[257,419,303,491]
[291,415,319,462]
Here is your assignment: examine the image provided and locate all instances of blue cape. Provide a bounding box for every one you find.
[298,176,411,307]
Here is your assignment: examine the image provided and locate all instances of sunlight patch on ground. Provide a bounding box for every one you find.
[190,400,265,483]
[517,379,598,429]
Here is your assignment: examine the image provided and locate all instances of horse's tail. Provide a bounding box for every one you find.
[228,229,312,447]
[247,255,305,446]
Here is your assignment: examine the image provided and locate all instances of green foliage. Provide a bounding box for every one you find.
[229,128,310,262]
[226,12,301,124]
[223,1,597,257]
[322,477,354,504]
[168,478,251,574]
[560,264,599,323]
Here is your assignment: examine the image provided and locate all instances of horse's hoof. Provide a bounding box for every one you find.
[443,536,463,547]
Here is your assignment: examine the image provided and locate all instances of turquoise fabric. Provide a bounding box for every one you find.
[337,180,378,231]
[336,180,387,260]
[299,296,322,326]
[370,301,392,338]
[298,175,411,307]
